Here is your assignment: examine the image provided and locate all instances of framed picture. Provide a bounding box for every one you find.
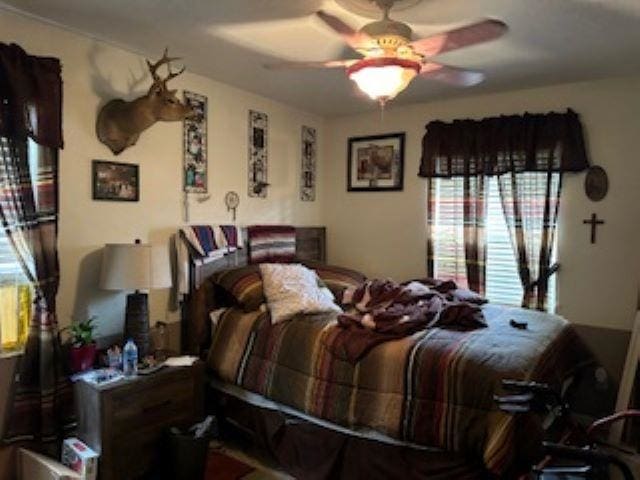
[92,160,139,202]
[183,91,208,193]
[347,132,405,192]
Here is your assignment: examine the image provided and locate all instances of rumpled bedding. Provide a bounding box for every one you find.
[328,279,487,362]
[207,302,592,475]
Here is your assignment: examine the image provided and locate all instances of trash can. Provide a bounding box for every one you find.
[165,427,210,480]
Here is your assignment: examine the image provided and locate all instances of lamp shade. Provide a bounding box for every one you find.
[347,57,421,103]
[100,243,171,291]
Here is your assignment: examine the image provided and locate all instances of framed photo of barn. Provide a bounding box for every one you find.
[347,132,405,192]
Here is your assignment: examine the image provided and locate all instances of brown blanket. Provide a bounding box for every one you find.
[326,279,487,362]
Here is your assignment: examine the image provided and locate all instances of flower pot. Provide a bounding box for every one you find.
[69,343,97,373]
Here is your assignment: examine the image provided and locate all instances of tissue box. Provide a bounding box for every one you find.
[18,448,81,480]
[61,437,98,480]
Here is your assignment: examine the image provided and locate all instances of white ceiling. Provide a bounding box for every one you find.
[2,0,640,116]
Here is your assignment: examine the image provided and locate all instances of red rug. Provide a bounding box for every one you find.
[204,450,256,479]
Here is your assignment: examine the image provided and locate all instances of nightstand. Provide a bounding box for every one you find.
[74,362,204,480]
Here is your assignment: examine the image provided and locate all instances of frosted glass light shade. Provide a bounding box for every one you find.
[100,243,171,291]
[347,58,420,102]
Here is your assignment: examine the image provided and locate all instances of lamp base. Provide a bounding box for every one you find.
[125,292,150,358]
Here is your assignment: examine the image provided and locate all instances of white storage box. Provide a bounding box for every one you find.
[61,437,98,480]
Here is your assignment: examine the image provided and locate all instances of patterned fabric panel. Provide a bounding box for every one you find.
[207,304,593,476]
[247,225,296,264]
[182,224,240,257]
[210,265,265,311]
[303,261,367,300]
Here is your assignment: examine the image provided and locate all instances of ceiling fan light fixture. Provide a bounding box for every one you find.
[347,57,421,103]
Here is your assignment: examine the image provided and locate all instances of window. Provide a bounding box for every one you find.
[0,138,34,353]
[0,227,31,352]
[432,174,557,311]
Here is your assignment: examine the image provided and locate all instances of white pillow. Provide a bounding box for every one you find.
[259,263,341,324]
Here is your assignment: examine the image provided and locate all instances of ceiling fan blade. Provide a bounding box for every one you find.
[316,10,375,51]
[420,63,485,87]
[264,59,357,70]
[410,19,507,57]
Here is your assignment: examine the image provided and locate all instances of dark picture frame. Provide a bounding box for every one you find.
[92,160,139,202]
[347,132,405,192]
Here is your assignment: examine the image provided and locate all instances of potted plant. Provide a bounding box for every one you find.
[63,317,97,373]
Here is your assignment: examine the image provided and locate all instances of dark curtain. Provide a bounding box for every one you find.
[498,170,562,310]
[0,43,73,448]
[420,110,588,308]
[418,109,588,178]
[462,176,487,294]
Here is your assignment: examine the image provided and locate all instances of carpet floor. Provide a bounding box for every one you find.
[205,440,293,480]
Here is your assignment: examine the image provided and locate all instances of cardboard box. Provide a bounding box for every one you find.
[61,437,98,480]
[18,448,81,480]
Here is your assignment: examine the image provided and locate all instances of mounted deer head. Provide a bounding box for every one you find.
[96,48,194,155]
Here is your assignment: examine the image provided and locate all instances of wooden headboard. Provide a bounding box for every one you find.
[188,226,326,290]
[181,226,326,354]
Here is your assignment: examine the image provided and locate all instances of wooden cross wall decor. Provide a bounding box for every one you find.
[583,213,604,244]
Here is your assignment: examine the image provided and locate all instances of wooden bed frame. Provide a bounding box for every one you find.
[180,226,326,351]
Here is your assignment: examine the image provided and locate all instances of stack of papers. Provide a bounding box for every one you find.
[163,356,198,367]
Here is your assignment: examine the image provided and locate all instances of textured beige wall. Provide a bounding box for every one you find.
[323,76,640,332]
[0,9,325,339]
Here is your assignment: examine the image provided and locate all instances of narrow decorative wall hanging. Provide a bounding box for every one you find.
[183,91,208,193]
[301,126,317,201]
[248,110,269,197]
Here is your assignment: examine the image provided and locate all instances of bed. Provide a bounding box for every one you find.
[182,226,592,479]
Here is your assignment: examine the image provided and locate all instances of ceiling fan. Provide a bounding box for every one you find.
[265,0,508,105]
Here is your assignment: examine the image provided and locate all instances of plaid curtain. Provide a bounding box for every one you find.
[0,137,74,447]
[462,176,487,295]
[497,171,562,310]
[427,176,488,295]
[1,43,73,450]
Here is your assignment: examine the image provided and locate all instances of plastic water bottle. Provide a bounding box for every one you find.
[123,339,138,377]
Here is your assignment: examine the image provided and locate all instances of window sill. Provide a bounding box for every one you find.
[0,349,23,360]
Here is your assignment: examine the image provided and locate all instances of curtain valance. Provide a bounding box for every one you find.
[0,43,63,149]
[418,109,589,178]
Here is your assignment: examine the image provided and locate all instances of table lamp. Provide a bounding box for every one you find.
[99,240,171,357]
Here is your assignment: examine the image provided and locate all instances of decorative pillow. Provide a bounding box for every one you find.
[302,261,367,299]
[209,265,265,311]
[259,263,341,324]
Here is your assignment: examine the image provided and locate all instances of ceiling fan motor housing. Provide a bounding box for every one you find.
[362,19,412,41]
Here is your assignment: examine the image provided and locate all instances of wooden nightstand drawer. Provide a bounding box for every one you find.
[109,375,194,432]
[75,362,204,480]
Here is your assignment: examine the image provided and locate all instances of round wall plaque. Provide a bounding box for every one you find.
[584,166,608,202]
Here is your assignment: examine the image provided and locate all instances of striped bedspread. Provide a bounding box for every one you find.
[208,304,591,475]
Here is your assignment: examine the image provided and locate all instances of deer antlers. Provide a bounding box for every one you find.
[146,47,186,85]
